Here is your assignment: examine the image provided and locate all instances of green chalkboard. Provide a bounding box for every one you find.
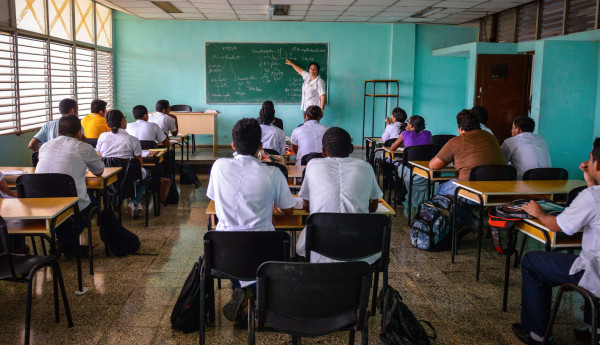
[205,42,328,104]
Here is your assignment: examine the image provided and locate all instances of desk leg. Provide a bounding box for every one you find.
[186,136,190,161]
[475,195,484,281]
[213,134,217,157]
[451,188,460,263]
[207,215,212,231]
[408,170,414,226]
[502,228,515,312]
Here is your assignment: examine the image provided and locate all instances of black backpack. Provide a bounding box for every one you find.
[378,285,436,345]
[179,162,200,187]
[171,258,206,333]
[99,209,141,257]
[166,182,179,205]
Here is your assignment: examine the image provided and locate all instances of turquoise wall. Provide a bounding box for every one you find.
[0,132,35,166]
[113,12,477,145]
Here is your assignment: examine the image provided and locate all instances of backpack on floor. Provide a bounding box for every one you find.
[171,258,205,333]
[179,162,200,187]
[99,209,141,257]
[166,182,179,205]
[377,285,436,345]
[409,195,454,251]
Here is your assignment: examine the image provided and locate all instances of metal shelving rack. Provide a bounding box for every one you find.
[362,80,400,146]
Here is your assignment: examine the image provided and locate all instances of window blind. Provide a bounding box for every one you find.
[540,0,565,38]
[75,46,95,116]
[517,1,538,42]
[0,32,16,135]
[17,35,50,132]
[497,8,516,43]
[567,0,596,34]
[96,50,113,108]
[50,42,74,119]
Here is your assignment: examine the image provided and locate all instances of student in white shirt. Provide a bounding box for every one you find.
[258,101,286,155]
[501,116,552,179]
[97,110,147,218]
[36,115,104,258]
[290,105,328,165]
[126,105,170,147]
[206,118,295,325]
[512,138,600,345]
[148,99,178,136]
[28,98,83,151]
[472,106,493,135]
[381,107,407,142]
[296,127,384,262]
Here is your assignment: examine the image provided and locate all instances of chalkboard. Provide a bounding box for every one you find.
[205,42,328,104]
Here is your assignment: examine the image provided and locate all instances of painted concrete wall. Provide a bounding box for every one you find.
[0,132,35,166]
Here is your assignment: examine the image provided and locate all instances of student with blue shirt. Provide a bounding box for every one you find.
[28,98,83,151]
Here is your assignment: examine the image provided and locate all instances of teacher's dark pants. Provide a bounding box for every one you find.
[520,251,598,336]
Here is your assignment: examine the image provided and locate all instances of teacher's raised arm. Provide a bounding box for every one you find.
[285,59,304,76]
[285,59,327,115]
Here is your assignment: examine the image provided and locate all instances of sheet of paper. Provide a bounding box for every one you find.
[142,150,150,158]
[293,196,304,210]
[0,171,25,175]
[375,203,389,214]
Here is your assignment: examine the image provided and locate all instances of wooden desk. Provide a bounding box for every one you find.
[169,133,190,161]
[450,179,586,282]
[382,146,403,162]
[364,137,383,164]
[517,218,582,250]
[2,167,121,190]
[142,149,166,167]
[171,112,218,156]
[287,165,305,186]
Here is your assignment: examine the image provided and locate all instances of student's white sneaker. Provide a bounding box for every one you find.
[126,202,135,219]
[134,203,143,218]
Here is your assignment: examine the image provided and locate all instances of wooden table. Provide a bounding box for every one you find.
[169,133,190,161]
[171,112,218,156]
[364,137,383,165]
[382,146,403,162]
[142,149,166,167]
[2,167,121,190]
[287,165,305,186]
[451,180,586,281]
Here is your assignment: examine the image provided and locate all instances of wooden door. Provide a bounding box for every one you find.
[475,54,532,144]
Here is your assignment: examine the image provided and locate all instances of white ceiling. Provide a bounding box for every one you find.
[102,0,532,24]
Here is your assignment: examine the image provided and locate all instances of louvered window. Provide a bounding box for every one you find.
[540,0,565,38]
[97,50,112,108]
[49,42,74,119]
[17,35,50,132]
[75,46,95,116]
[517,1,538,42]
[567,0,596,34]
[497,8,516,43]
[0,32,17,135]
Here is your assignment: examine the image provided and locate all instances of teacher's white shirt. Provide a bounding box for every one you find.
[300,71,326,112]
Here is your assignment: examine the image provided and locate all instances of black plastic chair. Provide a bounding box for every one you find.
[567,185,587,207]
[16,173,91,284]
[140,140,157,150]
[399,144,437,220]
[199,231,291,345]
[31,151,39,167]
[544,283,599,345]
[374,138,398,184]
[263,162,288,179]
[0,216,73,345]
[170,104,192,112]
[305,213,391,316]
[522,168,568,181]
[431,134,455,154]
[86,138,98,148]
[262,148,280,155]
[249,261,372,345]
[301,152,323,166]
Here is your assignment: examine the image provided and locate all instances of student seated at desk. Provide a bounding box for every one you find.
[258,100,286,155]
[126,105,170,147]
[36,115,104,258]
[207,118,295,326]
[381,106,407,142]
[28,98,83,152]
[430,109,505,197]
[472,106,493,135]
[81,99,110,139]
[149,99,178,136]
[290,105,328,166]
[512,138,600,345]
[296,127,383,263]
[97,110,147,218]
[501,116,551,180]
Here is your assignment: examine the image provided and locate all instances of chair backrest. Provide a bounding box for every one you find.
[262,148,280,155]
[522,168,568,181]
[262,162,288,179]
[431,135,455,154]
[401,144,437,167]
[469,164,517,181]
[383,138,396,147]
[31,151,39,167]
[203,231,290,281]
[256,261,371,334]
[86,138,98,148]
[301,152,323,166]
[0,216,18,277]
[140,140,157,150]
[170,104,192,112]
[101,157,142,199]
[305,213,391,263]
[16,173,77,198]
[566,185,587,207]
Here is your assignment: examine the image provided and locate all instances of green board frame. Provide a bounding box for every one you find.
[205,42,328,104]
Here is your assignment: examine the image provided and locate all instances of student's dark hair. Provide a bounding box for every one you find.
[456,109,481,132]
[155,100,170,112]
[132,105,148,120]
[513,116,535,133]
[322,127,352,158]
[471,106,488,125]
[58,98,77,115]
[309,62,320,73]
[305,105,322,121]
[58,115,81,137]
[259,100,275,125]
[408,115,426,133]
[593,138,600,162]
[232,118,261,155]
[105,109,125,134]
[90,99,107,114]
[392,107,407,123]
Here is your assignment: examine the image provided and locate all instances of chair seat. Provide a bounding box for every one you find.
[264,309,358,336]
[0,253,55,279]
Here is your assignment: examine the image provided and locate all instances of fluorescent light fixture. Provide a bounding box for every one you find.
[411,7,445,18]
[273,5,290,16]
[267,5,274,20]
[151,1,182,14]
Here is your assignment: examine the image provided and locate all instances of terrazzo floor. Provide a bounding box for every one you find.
[0,154,589,345]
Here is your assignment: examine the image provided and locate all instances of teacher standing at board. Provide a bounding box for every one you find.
[285,59,326,114]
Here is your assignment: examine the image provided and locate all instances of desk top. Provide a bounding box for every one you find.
[365,137,383,144]
[0,197,78,220]
[409,161,455,172]
[383,146,404,154]
[170,112,218,116]
[1,167,122,189]
[453,180,586,196]
[517,218,583,248]
[287,166,306,178]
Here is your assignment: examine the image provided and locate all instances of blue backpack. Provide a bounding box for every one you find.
[410,195,457,251]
